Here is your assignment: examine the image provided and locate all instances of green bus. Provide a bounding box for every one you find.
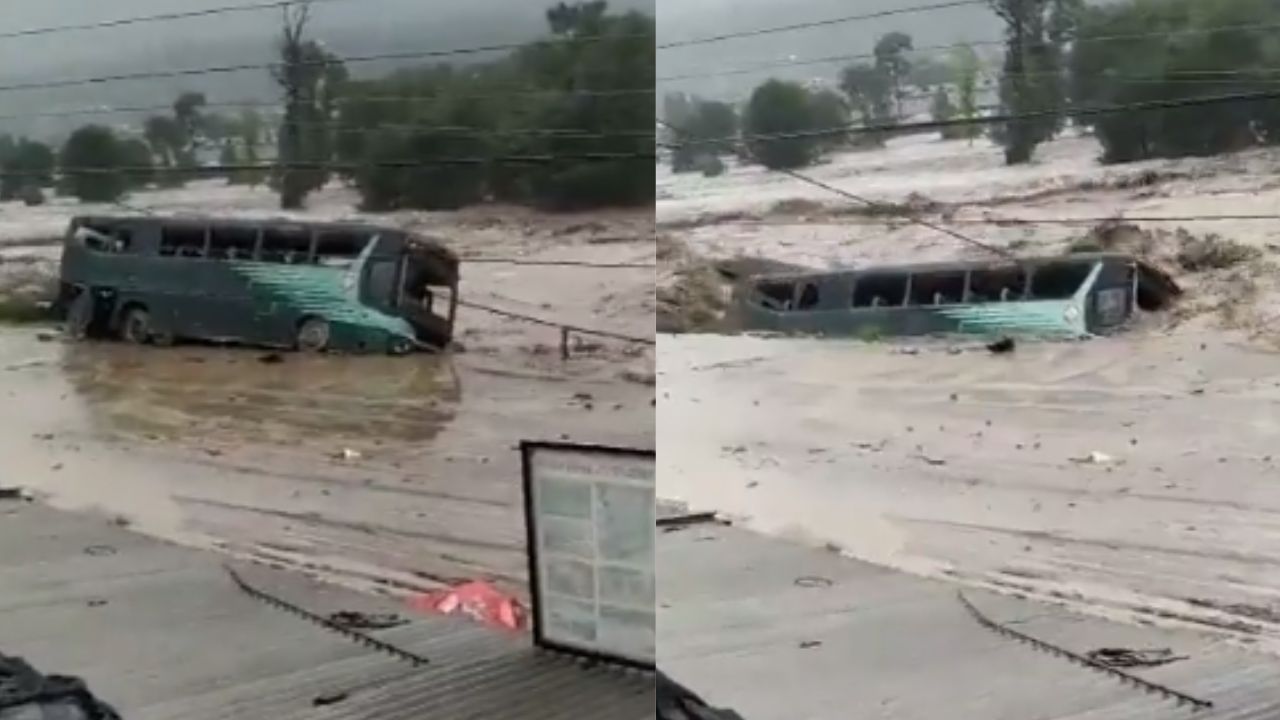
[57,215,460,354]
[731,253,1181,340]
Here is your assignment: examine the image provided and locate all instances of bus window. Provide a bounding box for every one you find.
[316,231,369,267]
[969,267,1027,302]
[209,226,257,260]
[1030,262,1093,300]
[363,258,400,311]
[260,226,312,264]
[161,225,207,258]
[908,272,966,306]
[852,274,908,308]
[756,281,794,310]
[797,283,820,310]
[78,224,132,254]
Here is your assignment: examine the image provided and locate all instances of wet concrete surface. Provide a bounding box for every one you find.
[0,326,654,600]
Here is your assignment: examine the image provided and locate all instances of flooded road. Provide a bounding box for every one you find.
[659,331,1280,651]
[0,326,654,599]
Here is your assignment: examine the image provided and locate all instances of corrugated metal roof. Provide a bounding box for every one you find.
[658,522,1280,720]
[0,502,652,720]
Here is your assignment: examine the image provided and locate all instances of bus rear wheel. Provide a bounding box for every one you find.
[120,306,152,345]
[296,317,331,352]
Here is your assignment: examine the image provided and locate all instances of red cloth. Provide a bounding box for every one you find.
[408,581,527,631]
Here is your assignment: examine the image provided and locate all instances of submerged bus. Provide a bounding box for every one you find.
[731,253,1180,339]
[57,215,460,354]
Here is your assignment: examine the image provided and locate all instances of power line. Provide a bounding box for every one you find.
[667,88,1280,149]
[657,0,986,51]
[657,19,1280,84]
[464,257,654,269]
[656,118,1014,261]
[0,49,655,96]
[0,31,655,96]
[0,152,655,179]
[0,0,356,41]
[0,95,655,127]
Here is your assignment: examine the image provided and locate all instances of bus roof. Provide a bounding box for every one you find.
[69,214,458,262]
[743,252,1165,285]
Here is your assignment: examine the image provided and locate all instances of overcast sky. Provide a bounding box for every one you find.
[0,0,653,139]
[657,0,1000,102]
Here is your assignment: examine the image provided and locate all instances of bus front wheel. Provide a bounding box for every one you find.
[296,317,331,353]
[120,306,152,345]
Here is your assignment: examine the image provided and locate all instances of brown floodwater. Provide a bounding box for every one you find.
[0,325,652,597]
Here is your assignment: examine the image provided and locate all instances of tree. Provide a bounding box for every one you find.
[172,91,207,173]
[59,125,128,202]
[808,89,851,149]
[118,138,155,189]
[743,79,820,169]
[932,87,966,140]
[670,98,738,173]
[951,44,982,143]
[273,1,315,209]
[1071,0,1280,163]
[874,32,914,118]
[237,110,269,186]
[988,0,1075,164]
[341,2,652,211]
[0,139,54,201]
[143,115,186,186]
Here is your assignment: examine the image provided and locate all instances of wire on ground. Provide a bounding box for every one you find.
[700,213,1280,227]
[458,299,654,346]
[465,258,655,269]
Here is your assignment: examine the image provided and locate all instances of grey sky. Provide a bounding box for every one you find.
[0,0,653,139]
[657,0,1000,102]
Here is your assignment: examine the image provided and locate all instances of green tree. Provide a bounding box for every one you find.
[950,44,982,143]
[743,79,821,169]
[989,0,1076,164]
[340,2,652,211]
[1071,0,1280,163]
[809,89,851,149]
[236,109,268,186]
[59,125,128,202]
[0,139,55,201]
[670,98,738,173]
[118,138,155,189]
[874,32,914,118]
[143,115,185,186]
[932,87,966,140]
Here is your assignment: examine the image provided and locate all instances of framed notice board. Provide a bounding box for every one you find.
[520,441,655,670]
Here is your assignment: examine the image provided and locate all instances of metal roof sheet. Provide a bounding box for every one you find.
[0,502,652,720]
[658,522,1280,720]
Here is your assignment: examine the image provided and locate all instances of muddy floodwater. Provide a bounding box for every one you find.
[659,331,1280,651]
[0,326,654,599]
